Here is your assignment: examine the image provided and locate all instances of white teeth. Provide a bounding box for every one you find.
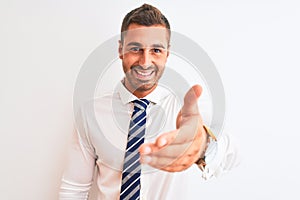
[136,70,152,76]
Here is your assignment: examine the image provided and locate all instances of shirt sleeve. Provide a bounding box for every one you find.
[59,104,97,200]
[201,130,241,180]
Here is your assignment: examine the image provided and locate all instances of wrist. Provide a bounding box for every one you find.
[195,125,217,171]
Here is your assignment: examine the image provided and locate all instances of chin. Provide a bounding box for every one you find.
[135,81,157,92]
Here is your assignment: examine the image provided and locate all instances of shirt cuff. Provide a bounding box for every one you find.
[201,132,240,180]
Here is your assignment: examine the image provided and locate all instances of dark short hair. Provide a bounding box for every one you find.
[120,4,171,42]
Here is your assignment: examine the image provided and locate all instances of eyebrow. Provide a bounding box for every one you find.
[152,44,166,49]
[127,42,142,47]
[126,42,166,49]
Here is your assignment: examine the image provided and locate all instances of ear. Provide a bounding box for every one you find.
[118,40,123,59]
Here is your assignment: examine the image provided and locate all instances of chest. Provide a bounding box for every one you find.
[89,98,180,171]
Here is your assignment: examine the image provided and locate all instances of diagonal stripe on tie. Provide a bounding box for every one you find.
[120,99,149,200]
[128,125,145,143]
[120,176,141,198]
[129,112,146,131]
[120,172,140,193]
[126,133,144,153]
[122,161,141,182]
[123,152,140,173]
[131,109,144,121]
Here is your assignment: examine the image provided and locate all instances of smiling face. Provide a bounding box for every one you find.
[119,23,170,98]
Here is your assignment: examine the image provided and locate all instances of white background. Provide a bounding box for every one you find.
[1,0,300,199]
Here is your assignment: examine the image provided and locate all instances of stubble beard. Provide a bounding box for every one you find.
[124,65,164,94]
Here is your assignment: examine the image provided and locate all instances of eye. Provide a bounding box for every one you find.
[130,47,141,53]
[153,48,162,53]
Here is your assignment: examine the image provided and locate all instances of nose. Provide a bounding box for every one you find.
[139,49,152,68]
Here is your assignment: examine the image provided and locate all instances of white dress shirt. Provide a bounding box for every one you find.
[59,81,239,200]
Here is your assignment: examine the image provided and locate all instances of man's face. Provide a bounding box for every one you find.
[119,23,170,97]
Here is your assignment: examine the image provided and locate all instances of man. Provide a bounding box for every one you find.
[60,4,239,200]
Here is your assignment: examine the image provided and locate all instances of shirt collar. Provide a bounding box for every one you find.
[116,79,170,105]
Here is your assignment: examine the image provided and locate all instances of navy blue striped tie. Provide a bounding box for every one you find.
[120,99,150,200]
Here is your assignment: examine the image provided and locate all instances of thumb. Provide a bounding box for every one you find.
[181,85,202,116]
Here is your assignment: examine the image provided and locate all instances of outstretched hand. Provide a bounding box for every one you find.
[139,85,208,172]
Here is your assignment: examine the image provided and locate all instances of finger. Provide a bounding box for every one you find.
[140,130,204,164]
[139,129,179,155]
[162,156,196,172]
[142,118,203,156]
[155,129,178,147]
[140,155,175,169]
[162,165,189,172]
[150,141,197,158]
[150,131,203,158]
[181,85,202,117]
[141,154,196,172]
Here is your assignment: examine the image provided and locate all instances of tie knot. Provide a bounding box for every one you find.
[132,99,150,110]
